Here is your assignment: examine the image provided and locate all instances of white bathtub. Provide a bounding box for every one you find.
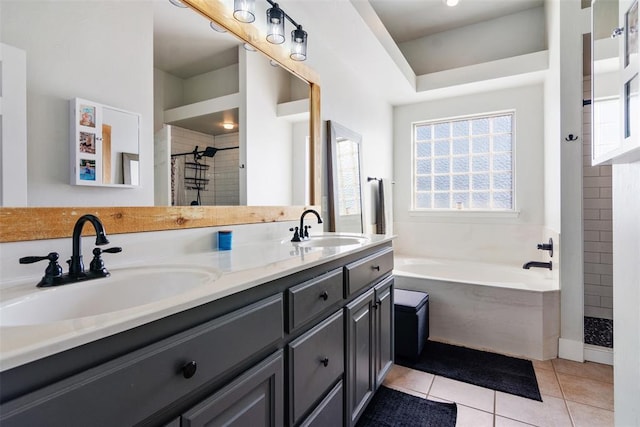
[393,256,560,360]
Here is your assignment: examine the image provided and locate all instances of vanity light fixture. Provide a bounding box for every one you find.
[290,25,308,61]
[222,122,235,130]
[234,0,256,23]
[233,0,309,61]
[444,0,460,6]
[266,3,286,44]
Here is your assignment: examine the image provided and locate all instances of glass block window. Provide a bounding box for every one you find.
[413,112,514,211]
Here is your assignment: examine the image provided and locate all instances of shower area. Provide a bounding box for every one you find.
[583,9,615,355]
[157,125,240,206]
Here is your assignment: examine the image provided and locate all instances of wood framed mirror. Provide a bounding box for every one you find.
[327,121,364,233]
[0,0,321,242]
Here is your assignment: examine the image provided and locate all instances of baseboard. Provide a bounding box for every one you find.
[558,338,584,362]
[584,344,613,365]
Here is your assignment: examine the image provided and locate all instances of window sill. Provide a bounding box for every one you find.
[408,209,520,220]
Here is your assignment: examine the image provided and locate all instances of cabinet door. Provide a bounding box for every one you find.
[181,350,284,427]
[344,288,375,427]
[299,381,343,427]
[374,277,394,387]
[288,310,344,425]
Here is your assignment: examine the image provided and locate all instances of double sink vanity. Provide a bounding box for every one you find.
[0,227,394,427]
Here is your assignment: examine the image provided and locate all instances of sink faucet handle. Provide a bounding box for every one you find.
[90,247,122,276]
[289,227,301,242]
[303,225,311,238]
[19,252,64,287]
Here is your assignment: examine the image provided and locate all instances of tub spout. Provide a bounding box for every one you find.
[523,261,552,270]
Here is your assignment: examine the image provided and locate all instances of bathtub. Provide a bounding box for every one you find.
[393,256,560,360]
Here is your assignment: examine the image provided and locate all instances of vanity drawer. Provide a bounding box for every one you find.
[344,247,393,296]
[300,380,344,427]
[0,295,284,427]
[287,268,343,331]
[288,310,344,425]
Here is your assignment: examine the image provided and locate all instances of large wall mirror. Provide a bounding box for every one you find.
[0,0,321,242]
[327,121,364,233]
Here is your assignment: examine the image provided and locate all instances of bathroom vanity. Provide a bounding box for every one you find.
[0,236,393,427]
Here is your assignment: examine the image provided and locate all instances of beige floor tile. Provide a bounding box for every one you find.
[428,376,495,413]
[557,372,614,411]
[454,404,494,427]
[383,364,435,394]
[382,383,427,399]
[552,358,614,383]
[495,392,572,427]
[495,416,538,426]
[566,400,614,427]
[534,366,563,398]
[532,359,554,371]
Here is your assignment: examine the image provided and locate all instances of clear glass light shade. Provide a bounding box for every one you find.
[233,0,255,23]
[266,5,285,44]
[209,21,227,33]
[290,26,307,61]
[169,0,188,7]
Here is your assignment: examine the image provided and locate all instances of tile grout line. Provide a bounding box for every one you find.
[553,361,576,427]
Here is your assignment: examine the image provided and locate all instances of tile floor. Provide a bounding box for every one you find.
[383,358,614,427]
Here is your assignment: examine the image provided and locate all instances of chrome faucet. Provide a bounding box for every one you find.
[290,209,323,242]
[68,214,110,277]
[523,261,552,270]
[19,214,121,287]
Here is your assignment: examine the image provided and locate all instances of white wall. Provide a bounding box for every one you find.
[612,161,640,426]
[244,50,293,206]
[0,43,27,206]
[400,7,546,76]
[0,1,154,206]
[183,64,239,105]
[393,84,547,265]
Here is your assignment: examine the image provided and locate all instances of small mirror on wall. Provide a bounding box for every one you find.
[327,121,364,233]
[70,98,141,187]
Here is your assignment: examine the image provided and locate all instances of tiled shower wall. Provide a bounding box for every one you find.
[170,126,239,206]
[582,76,614,321]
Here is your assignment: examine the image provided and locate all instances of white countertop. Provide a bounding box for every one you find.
[0,233,393,372]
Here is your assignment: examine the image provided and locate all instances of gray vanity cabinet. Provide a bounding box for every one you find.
[0,243,394,427]
[344,275,394,427]
[0,295,284,427]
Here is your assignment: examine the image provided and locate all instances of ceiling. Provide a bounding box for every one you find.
[153,0,547,129]
[368,0,544,44]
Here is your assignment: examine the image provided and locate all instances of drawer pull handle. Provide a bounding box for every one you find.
[372,265,380,271]
[320,357,329,367]
[182,360,198,379]
[319,290,329,301]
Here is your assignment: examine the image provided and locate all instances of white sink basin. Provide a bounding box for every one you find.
[0,265,222,326]
[298,235,370,248]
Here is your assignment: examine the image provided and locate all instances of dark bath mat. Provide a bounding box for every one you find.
[356,386,457,427]
[397,340,542,401]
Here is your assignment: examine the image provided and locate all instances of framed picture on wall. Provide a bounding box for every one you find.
[79,104,96,128]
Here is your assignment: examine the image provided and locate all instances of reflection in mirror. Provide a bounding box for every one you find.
[0,0,311,207]
[153,0,310,206]
[70,100,141,188]
[327,121,364,233]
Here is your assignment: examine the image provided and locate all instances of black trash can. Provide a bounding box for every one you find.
[394,289,429,361]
